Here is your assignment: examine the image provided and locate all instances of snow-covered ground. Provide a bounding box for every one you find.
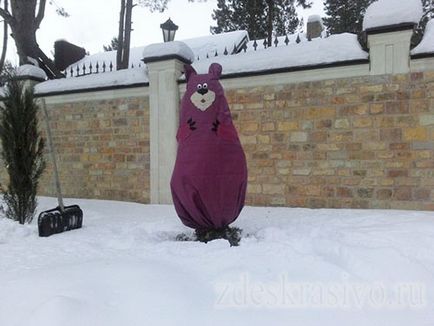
[0,197,433,326]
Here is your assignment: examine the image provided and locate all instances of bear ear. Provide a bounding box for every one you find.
[184,64,197,82]
[209,63,222,79]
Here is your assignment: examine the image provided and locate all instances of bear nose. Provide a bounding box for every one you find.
[197,88,208,95]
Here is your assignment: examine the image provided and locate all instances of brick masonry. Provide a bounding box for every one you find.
[227,71,434,210]
[1,71,433,210]
[37,96,150,203]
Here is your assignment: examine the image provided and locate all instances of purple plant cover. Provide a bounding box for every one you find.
[170,63,248,230]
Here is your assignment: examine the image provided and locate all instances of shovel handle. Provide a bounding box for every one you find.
[41,99,65,212]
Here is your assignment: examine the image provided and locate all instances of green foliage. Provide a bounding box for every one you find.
[0,61,14,87]
[0,78,46,224]
[413,0,434,47]
[103,37,119,52]
[323,0,374,34]
[211,0,310,41]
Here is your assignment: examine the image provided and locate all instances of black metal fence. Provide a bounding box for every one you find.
[64,32,316,78]
[63,61,144,78]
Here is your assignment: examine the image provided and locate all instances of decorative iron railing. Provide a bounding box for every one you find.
[63,32,316,78]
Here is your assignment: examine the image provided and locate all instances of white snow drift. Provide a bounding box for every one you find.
[0,197,433,326]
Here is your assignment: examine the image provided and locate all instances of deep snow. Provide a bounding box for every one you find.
[0,197,433,326]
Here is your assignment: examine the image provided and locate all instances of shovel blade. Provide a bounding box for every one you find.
[38,205,83,237]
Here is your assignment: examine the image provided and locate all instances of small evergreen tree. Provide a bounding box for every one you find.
[323,0,374,34]
[0,78,46,224]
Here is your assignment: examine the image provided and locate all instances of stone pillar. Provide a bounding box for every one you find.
[367,25,415,75]
[306,15,324,40]
[142,42,194,204]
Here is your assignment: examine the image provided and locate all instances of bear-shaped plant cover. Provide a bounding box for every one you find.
[171,63,248,230]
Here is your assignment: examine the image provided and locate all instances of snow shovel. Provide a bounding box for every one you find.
[37,99,83,237]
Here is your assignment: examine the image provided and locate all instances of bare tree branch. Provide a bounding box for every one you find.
[35,0,47,29]
[0,4,13,25]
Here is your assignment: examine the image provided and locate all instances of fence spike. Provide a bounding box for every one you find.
[76,65,80,76]
[284,34,289,45]
[82,63,86,75]
[263,39,267,49]
[274,36,279,47]
[109,61,113,71]
[206,53,209,59]
[253,40,258,51]
[95,62,99,73]
[296,34,301,44]
[70,66,73,77]
[89,62,93,74]
[215,50,218,57]
[224,47,228,55]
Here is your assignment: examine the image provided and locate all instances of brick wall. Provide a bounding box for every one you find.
[2,71,433,210]
[227,71,434,210]
[37,96,150,203]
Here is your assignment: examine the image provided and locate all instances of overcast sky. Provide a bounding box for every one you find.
[5,0,325,65]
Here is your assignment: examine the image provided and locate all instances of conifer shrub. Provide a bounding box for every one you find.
[0,78,45,224]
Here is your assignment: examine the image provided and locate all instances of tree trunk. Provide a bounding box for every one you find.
[0,0,9,72]
[4,0,62,78]
[10,0,38,64]
[266,0,274,47]
[117,0,126,70]
[121,0,133,70]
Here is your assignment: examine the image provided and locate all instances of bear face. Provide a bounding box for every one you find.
[184,63,223,112]
[190,82,216,111]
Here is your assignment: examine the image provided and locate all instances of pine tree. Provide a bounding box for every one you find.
[323,0,374,34]
[413,0,434,45]
[0,78,46,224]
[103,37,119,52]
[211,0,310,45]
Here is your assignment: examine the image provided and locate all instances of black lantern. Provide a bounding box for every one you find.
[160,18,178,42]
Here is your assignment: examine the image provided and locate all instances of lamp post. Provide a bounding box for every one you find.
[160,18,178,42]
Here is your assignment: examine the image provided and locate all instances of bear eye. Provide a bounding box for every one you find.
[197,84,202,90]
[203,83,208,89]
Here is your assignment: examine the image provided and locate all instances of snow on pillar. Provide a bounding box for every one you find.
[15,64,47,90]
[143,41,194,204]
[363,0,423,75]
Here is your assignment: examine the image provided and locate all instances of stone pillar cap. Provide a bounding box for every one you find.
[142,41,194,64]
[16,64,47,82]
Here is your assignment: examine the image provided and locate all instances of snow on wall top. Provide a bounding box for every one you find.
[142,41,194,63]
[66,30,248,73]
[191,33,368,76]
[16,64,47,80]
[35,33,367,94]
[412,19,434,55]
[363,0,423,31]
[35,67,147,95]
[183,30,248,59]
